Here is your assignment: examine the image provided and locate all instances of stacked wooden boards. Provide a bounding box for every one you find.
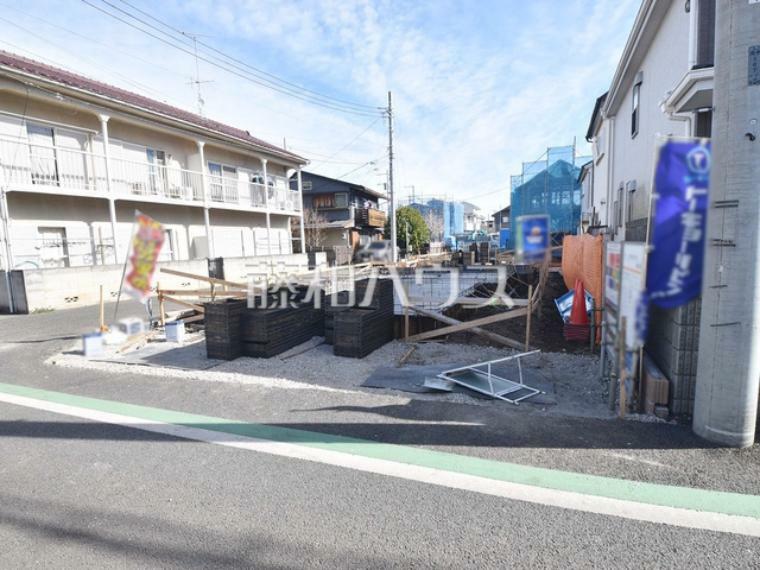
[240,304,324,357]
[204,280,394,360]
[204,299,246,360]
[333,279,395,358]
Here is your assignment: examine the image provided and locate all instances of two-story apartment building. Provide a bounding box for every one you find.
[0,51,308,312]
[296,172,386,252]
[583,0,716,416]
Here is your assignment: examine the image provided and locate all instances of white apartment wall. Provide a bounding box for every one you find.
[606,2,692,237]
[6,193,292,268]
[0,90,295,176]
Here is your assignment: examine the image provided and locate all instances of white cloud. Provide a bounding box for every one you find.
[0,0,639,214]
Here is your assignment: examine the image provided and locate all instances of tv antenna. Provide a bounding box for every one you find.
[184,33,214,116]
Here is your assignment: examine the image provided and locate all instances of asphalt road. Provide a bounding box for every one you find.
[1,305,759,567]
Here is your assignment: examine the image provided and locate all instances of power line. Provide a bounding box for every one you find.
[307,116,384,169]
[301,159,384,195]
[116,0,381,113]
[0,16,178,103]
[81,0,383,117]
[0,2,185,81]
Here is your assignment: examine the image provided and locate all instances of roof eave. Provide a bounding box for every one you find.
[602,0,669,117]
[0,65,307,166]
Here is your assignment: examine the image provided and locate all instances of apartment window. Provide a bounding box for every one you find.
[334,192,348,208]
[146,148,167,195]
[695,109,713,138]
[302,181,312,191]
[38,226,69,268]
[695,0,716,68]
[631,81,641,138]
[27,123,59,186]
[207,162,237,201]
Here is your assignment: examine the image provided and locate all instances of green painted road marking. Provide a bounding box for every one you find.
[0,381,758,519]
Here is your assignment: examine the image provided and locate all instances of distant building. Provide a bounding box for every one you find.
[462,202,485,232]
[492,205,510,232]
[492,205,511,249]
[295,172,386,251]
[407,197,464,248]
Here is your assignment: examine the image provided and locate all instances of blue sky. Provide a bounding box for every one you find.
[0,0,640,213]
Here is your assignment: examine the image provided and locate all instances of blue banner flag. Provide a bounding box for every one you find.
[516,214,549,263]
[647,140,711,308]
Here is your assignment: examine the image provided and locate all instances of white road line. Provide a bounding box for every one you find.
[2,391,759,538]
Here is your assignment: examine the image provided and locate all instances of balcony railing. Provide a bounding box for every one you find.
[0,135,301,212]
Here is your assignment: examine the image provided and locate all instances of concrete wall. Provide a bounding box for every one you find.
[647,299,701,416]
[11,253,310,313]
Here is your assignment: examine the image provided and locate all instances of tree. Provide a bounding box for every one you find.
[385,206,430,254]
[423,210,444,243]
[302,208,328,250]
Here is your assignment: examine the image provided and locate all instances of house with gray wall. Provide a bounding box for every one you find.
[587,0,716,415]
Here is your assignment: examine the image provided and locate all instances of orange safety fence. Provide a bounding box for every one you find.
[562,234,603,343]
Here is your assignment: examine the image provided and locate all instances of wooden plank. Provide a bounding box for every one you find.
[525,285,533,351]
[159,288,249,296]
[162,295,205,313]
[397,345,417,367]
[160,267,246,289]
[406,306,526,350]
[180,313,206,324]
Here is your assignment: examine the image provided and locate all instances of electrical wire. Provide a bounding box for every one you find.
[307,116,384,169]
[0,2,185,81]
[116,0,382,113]
[0,16,178,104]
[81,0,383,117]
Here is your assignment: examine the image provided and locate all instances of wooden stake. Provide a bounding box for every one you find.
[525,285,533,351]
[158,282,166,327]
[618,316,627,418]
[98,285,107,332]
[404,304,410,340]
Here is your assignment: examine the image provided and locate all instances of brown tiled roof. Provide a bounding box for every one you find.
[0,50,305,163]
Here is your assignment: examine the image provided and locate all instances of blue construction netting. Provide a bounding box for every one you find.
[507,145,590,249]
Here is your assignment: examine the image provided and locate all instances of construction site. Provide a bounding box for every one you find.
[54,242,633,423]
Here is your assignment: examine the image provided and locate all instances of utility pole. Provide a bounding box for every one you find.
[387,91,398,263]
[693,1,760,447]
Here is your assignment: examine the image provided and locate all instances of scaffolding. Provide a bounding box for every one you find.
[508,145,591,248]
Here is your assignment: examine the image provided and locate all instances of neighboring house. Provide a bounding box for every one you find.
[0,50,308,312]
[492,205,511,249]
[492,205,510,232]
[296,172,386,251]
[581,92,609,231]
[588,0,717,415]
[462,202,485,232]
[588,0,715,242]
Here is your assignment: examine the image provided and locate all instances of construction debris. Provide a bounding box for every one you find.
[436,350,544,405]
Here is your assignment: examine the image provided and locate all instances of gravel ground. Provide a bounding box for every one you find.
[51,335,611,419]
